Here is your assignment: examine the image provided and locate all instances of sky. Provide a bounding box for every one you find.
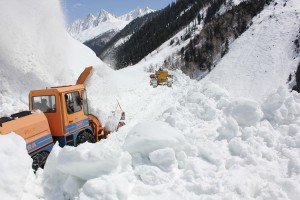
[61,0,175,24]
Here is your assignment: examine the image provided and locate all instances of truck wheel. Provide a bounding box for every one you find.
[76,131,95,146]
[32,151,49,172]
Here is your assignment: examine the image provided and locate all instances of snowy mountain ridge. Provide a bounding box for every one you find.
[119,7,154,21]
[67,7,155,42]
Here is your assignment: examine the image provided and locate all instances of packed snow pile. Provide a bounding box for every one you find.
[0,134,32,200]
[3,70,300,200]
[123,121,185,158]
[1,0,300,200]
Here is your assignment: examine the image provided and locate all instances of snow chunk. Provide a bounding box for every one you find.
[55,140,131,180]
[134,165,171,185]
[0,133,32,200]
[183,89,218,121]
[228,138,249,157]
[257,121,278,147]
[241,126,256,140]
[225,98,263,126]
[123,121,185,157]
[262,87,287,114]
[200,81,230,101]
[165,115,176,127]
[79,174,130,200]
[262,87,300,125]
[149,148,178,171]
[217,117,240,141]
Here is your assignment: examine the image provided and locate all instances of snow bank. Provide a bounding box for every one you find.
[262,87,300,125]
[224,98,263,127]
[78,174,132,200]
[0,133,32,200]
[149,147,178,171]
[81,63,128,128]
[45,141,131,180]
[158,78,300,199]
[123,121,185,158]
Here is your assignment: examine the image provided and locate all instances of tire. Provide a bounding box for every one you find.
[32,151,49,172]
[76,131,95,146]
[150,78,157,87]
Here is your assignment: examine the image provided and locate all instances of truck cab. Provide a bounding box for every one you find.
[29,84,99,147]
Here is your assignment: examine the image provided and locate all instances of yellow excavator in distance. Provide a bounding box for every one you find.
[150,68,173,88]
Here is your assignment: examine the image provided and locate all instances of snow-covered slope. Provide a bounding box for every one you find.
[208,0,300,102]
[0,0,102,116]
[68,7,154,42]
[1,0,300,200]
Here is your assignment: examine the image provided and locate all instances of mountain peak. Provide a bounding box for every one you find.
[96,9,117,23]
[119,7,155,21]
[68,7,155,42]
[86,13,95,19]
[82,13,96,30]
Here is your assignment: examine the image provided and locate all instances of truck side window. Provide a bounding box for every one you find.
[65,92,81,114]
[32,96,56,113]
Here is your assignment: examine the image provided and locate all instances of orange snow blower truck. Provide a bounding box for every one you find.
[0,66,125,171]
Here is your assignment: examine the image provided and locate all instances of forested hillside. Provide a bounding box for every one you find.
[181,0,267,75]
[97,11,160,67]
[113,0,211,69]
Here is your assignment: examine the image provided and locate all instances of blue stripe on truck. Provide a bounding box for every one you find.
[27,133,53,154]
[65,118,89,134]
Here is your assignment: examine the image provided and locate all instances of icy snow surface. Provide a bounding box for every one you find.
[1,0,300,200]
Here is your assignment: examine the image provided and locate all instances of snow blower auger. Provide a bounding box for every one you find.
[0,66,125,171]
[150,68,173,88]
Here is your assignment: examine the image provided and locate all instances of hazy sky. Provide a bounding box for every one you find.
[61,0,175,23]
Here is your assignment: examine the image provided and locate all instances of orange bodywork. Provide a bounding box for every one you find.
[0,112,52,154]
[29,84,90,137]
[155,70,168,84]
[88,114,105,141]
[76,66,93,85]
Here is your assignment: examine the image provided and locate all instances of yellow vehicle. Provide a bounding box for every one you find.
[150,68,173,88]
[0,66,125,171]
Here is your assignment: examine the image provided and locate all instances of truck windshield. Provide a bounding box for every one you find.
[65,91,82,114]
[32,96,56,113]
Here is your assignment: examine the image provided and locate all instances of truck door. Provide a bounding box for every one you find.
[63,91,88,135]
